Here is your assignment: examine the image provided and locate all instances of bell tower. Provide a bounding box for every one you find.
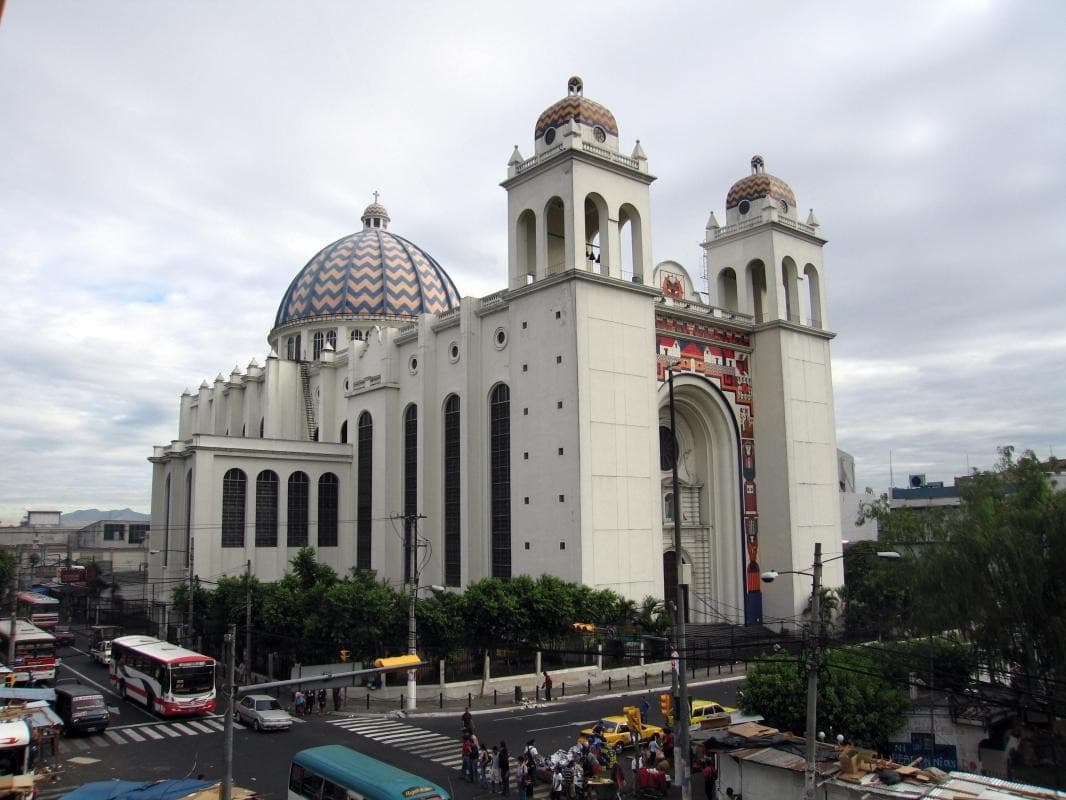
[703,156,844,626]
[501,77,655,288]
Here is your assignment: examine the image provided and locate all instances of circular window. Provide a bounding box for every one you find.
[659,425,678,471]
[344,378,350,391]
[408,356,419,374]
[544,127,556,145]
[448,342,460,363]
[494,327,508,350]
[593,126,606,143]
[780,199,788,213]
[738,200,750,215]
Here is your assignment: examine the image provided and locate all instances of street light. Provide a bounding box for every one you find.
[657,352,691,800]
[761,544,900,800]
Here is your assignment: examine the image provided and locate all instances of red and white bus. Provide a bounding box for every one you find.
[0,618,58,684]
[109,635,217,716]
[15,591,60,629]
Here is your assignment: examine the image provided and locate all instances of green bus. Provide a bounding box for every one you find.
[289,746,451,800]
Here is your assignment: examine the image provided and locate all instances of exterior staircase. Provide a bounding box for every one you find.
[299,363,317,440]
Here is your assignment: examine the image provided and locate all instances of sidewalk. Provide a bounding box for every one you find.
[335,660,749,718]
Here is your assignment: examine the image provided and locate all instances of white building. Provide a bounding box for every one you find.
[148,77,843,626]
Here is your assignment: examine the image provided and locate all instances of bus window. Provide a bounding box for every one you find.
[321,780,346,800]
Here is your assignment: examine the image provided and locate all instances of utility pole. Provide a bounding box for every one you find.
[187,538,195,649]
[244,560,252,685]
[804,542,823,800]
[394,511,426,711]
[223,623,235,800]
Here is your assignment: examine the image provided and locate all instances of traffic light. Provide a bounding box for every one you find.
[4,672,16,687]
[659,692,672,722]
[339,649,350,663]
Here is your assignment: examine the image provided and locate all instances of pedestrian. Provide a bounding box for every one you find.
[702,757,717,800]
[541,671,553,702]
[516,757,528,800]
[318,687,327,714]
[640,695,650,724]
[462,733,474,782]
[470,735,481,783]
[499,741,510,796]
[479,747,492,788]
[550,765,563,800]
[462,706,473,732]
[294,689,306,716]
[523,755,536,797]
[648,732,662,763]
[490,746,501,793]
[332,686,342,711]
[662,727,675,766]
[524,739,540,777]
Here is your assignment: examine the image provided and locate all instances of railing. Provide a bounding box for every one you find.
[513,144,567,174]
[580,141,640,169]
[479,290,507,308]
[660,295,754,322]
[712,213,818,240]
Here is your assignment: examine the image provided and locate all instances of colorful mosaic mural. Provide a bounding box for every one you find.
[655,314,762,624]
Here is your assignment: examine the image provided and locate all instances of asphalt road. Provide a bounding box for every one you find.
[40,648,744,800]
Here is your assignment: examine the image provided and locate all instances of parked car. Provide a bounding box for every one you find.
[89,639,111,666]
[689,698,734,731]
[234,694,292,732]
[52,627,76,648]
[53,683,110,735]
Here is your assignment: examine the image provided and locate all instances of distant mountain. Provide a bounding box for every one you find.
[61,508,150,524]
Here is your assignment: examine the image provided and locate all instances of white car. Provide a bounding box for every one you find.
[89,640,111,666]
[234,694,293,731]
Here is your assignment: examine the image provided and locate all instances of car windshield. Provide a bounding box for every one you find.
[254,699,281,711]
[599,720,618,732]
[170,664,215,695]
[73,696,106,712]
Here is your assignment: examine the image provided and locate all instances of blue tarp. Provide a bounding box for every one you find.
[61,780,216,800]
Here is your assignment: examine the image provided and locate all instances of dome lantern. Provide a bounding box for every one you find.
[361,191,391,230]
[725,155,798,225]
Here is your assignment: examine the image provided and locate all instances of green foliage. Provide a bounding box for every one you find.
[740,647,910,753]
[0,549,16,588]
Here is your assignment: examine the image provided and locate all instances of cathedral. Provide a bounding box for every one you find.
[148,77,844,627]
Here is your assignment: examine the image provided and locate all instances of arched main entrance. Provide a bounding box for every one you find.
[658,373,745,624]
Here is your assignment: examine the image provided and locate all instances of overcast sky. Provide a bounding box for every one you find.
[2,1,1064,524]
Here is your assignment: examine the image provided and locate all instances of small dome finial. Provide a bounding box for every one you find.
[361,192,391,230]
[567,76,583,96]
[751,155,765,175]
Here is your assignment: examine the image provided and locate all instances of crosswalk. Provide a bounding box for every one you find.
[58,716,229,752]
[328,716,551,797]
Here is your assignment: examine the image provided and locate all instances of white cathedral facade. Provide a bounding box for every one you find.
[148,77,844,626]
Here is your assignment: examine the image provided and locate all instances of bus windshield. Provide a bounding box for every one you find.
[171,664,215,695]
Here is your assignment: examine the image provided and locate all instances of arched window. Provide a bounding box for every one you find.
[287,471,309,547]
[326,329,337,351]
[255,470,278,547]
[318,473,339,547]
[313,331,325,359]
[545,197,566,275]
[489,384,511,579]
[443,394,461,586]
[356,412,373,570]
[221,468,246,548]
[663,491,674,522]
[403,404,418,584]
[185,470,193,567]
[259,418,264,438]
[286,334,302,361]
[340,420,348,444]
[163,475,172,567]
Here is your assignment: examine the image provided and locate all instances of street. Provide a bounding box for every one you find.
[40,649,744,800]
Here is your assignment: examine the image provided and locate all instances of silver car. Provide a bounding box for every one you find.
[89,640,111,666]
[234,693,292,731]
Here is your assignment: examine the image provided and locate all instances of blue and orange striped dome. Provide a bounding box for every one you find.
[274,203,461,328]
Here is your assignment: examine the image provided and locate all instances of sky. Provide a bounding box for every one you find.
[1,1,1064,524]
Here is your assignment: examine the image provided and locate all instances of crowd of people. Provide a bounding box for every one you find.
[459,709,696,800]
[290,686,345,715]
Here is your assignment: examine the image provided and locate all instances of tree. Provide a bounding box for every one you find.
[0,549,14,590]
[739,647,910,753]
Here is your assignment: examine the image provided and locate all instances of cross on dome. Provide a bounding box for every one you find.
[361,192,390,230]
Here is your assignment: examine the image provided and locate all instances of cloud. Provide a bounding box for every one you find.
[0,1,1063,523]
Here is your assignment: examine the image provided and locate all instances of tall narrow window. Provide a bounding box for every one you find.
[185,470,193,567]
[255,470,279,547]
[163,475,171,567]
[403,404,418,584]
[490,384,511,579]
[356,412,373,570]
[318,473,339,547]
[221,468,246,548]
[443,395,461,586]
[340,420,348,444]
[287,472,309,547]
[313,331,325,359]
[326,329,337,351]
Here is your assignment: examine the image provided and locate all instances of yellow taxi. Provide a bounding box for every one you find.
[688,698,735,730]
[578,706,664,752]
